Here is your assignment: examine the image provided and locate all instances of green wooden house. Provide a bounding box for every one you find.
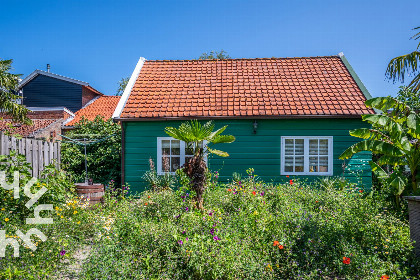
[112,53,374,193]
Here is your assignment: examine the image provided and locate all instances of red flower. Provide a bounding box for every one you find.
[145,203,148,206]
[289,180,293,185]
[278,245,284,249]
[380,276,389,280]
[359,190,363,193]
[148,196,151,199]
[286,175,289,178]
[273,241,279,246]
[252,191,256,196]
[342,257,351,265]
[315,201,319,203]
[227,189,232,192]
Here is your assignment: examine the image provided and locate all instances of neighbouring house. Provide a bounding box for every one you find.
[0,107,74,141]
[64,95,121,128]
[113,53,375,193]
[18,68,103,112]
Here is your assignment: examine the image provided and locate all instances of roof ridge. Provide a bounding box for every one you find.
[146,55,340,62]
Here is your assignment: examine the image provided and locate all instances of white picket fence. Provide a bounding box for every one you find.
[0,132,61,177]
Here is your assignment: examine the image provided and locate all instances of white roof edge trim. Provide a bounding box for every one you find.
[19,70,89,88]
[26,106,75,117]
[112,57,146,119]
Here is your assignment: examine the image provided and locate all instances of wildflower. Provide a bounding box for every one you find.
[227,189,232,192]
[213,236,221,241]
[252,191,256,196]
[145,203,148,206]
[286,175,289,178]
[261,192,265,196]
[289,180,293,185]
[278,245,284,249]
[381,276,389,280]
[4,218,9,222]
[60,250,66,256]
[1,208,4,211]
[359,190,363,193]
[182,231,186,234]
[60,216,64,219]
[77,221,80,224]
[210,228,215,235]
[178,240,183,245]
[185,207,189,211]
[342,257,351,265]
[273,241,279,246]
[148,196,151,199]
[73,211,77,214]
[209,212,213,216]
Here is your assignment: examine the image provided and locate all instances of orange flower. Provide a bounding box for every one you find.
[342,257,351,265]
[289,180,293,185]
[380,276,389,280]
[252,191,256,196]
[359,190,363,193]
[286,175,289,178]
[273,241,279,246]
[227,188,232,192]
[145,203,148,206]
[278,245,284,249]
[148,196,151,199]
[315,201,319,203]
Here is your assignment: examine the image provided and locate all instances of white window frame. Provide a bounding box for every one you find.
[280,136,333,176]
[157,137,207,175]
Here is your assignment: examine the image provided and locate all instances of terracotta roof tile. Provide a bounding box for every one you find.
[120,56,374,119]
[66,96,120,126]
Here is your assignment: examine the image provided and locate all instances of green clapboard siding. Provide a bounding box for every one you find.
[123,118,372,193]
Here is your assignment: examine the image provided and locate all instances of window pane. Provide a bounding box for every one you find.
[171,157,180,172]
[309,156,318,172]
[319,156,328,172]
[295,156,304,172]
[162,140,170,156]
[309,139,318,155]
[284,156,294,172]
[171,140,180,155]
[319,139,328,155]
[162,156,170,172]
[285,139,294,155]
[295,139,304,155]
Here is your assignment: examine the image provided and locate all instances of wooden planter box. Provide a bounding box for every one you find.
[75,183,104,205]
[403,196,420,256]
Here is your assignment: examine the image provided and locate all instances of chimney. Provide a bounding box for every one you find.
[47,64,50,73]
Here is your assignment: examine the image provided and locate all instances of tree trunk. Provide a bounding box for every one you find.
[195,192,204,210]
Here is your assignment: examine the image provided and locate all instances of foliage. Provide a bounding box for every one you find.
[0,59,31,124]
[80,175,418,279]
[198,50,231,60]
[116,77,129,96]
[165,120,235,209]
[386,26,420,92]
[61,116,121,185]
[339,96,420,205]
[396,86,420,110]
[142,158,176,191]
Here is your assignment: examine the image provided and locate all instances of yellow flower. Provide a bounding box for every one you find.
[374,246,378,249]
[73,211,78,215]
[61,216,64,219]
[385,252,389,254]
[1,208,4,211]
[4,218,9,222]
[77,221,80,224]
[385,239,390,242]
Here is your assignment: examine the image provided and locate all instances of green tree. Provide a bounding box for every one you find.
[386,26,420,92]
[61,116,121,185]
[116,77,129,96]
[198,50,231,60]
[0,59,30,123]
[165,120,235,209]
[396,86,420,110]
[339,97,420,202]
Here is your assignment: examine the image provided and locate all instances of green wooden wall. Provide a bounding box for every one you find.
[123,118,372,193]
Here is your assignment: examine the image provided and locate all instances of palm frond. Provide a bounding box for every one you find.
[207,148,229,157]
[211,134,235,144]
[385,51,420,88]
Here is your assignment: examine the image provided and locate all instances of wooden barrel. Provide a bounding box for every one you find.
[75,183,104,205]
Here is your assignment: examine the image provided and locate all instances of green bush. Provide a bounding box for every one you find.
[81,174,419,279]
[61,116,121,185]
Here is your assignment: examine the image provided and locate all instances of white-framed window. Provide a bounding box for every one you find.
[156,137,206,174]
[281,136,333,176]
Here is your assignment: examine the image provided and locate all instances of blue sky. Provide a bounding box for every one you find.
[1,0,418,97]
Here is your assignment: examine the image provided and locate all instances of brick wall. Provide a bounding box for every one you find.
[82,87,99,107]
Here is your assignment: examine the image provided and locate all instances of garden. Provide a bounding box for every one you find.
[0,96,420,279]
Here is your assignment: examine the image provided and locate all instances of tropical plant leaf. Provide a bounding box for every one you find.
[207,148,229,157]
[369,161,388,179]
[207,125,227,141]
[376,155,407,166]
[385,51,420,91]
[211,135,235,144]
[339,140,404,160]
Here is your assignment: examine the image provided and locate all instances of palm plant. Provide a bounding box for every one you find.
[165,120,235,209]
[339,97,420,202]
[0,59,30,123]
[386,26,420,92]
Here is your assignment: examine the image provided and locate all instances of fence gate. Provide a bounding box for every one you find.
[0,132,61,177]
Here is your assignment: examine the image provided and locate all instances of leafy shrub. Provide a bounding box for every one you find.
[61,116,121,185]
[81,174,419,279]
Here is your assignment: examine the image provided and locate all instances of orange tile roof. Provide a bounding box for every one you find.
[66,95,120,126]
[120,56,374,119]
[0,119,56,137]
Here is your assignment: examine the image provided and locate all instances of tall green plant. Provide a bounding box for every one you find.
[339,97,420,200]
[165,120,235,209]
